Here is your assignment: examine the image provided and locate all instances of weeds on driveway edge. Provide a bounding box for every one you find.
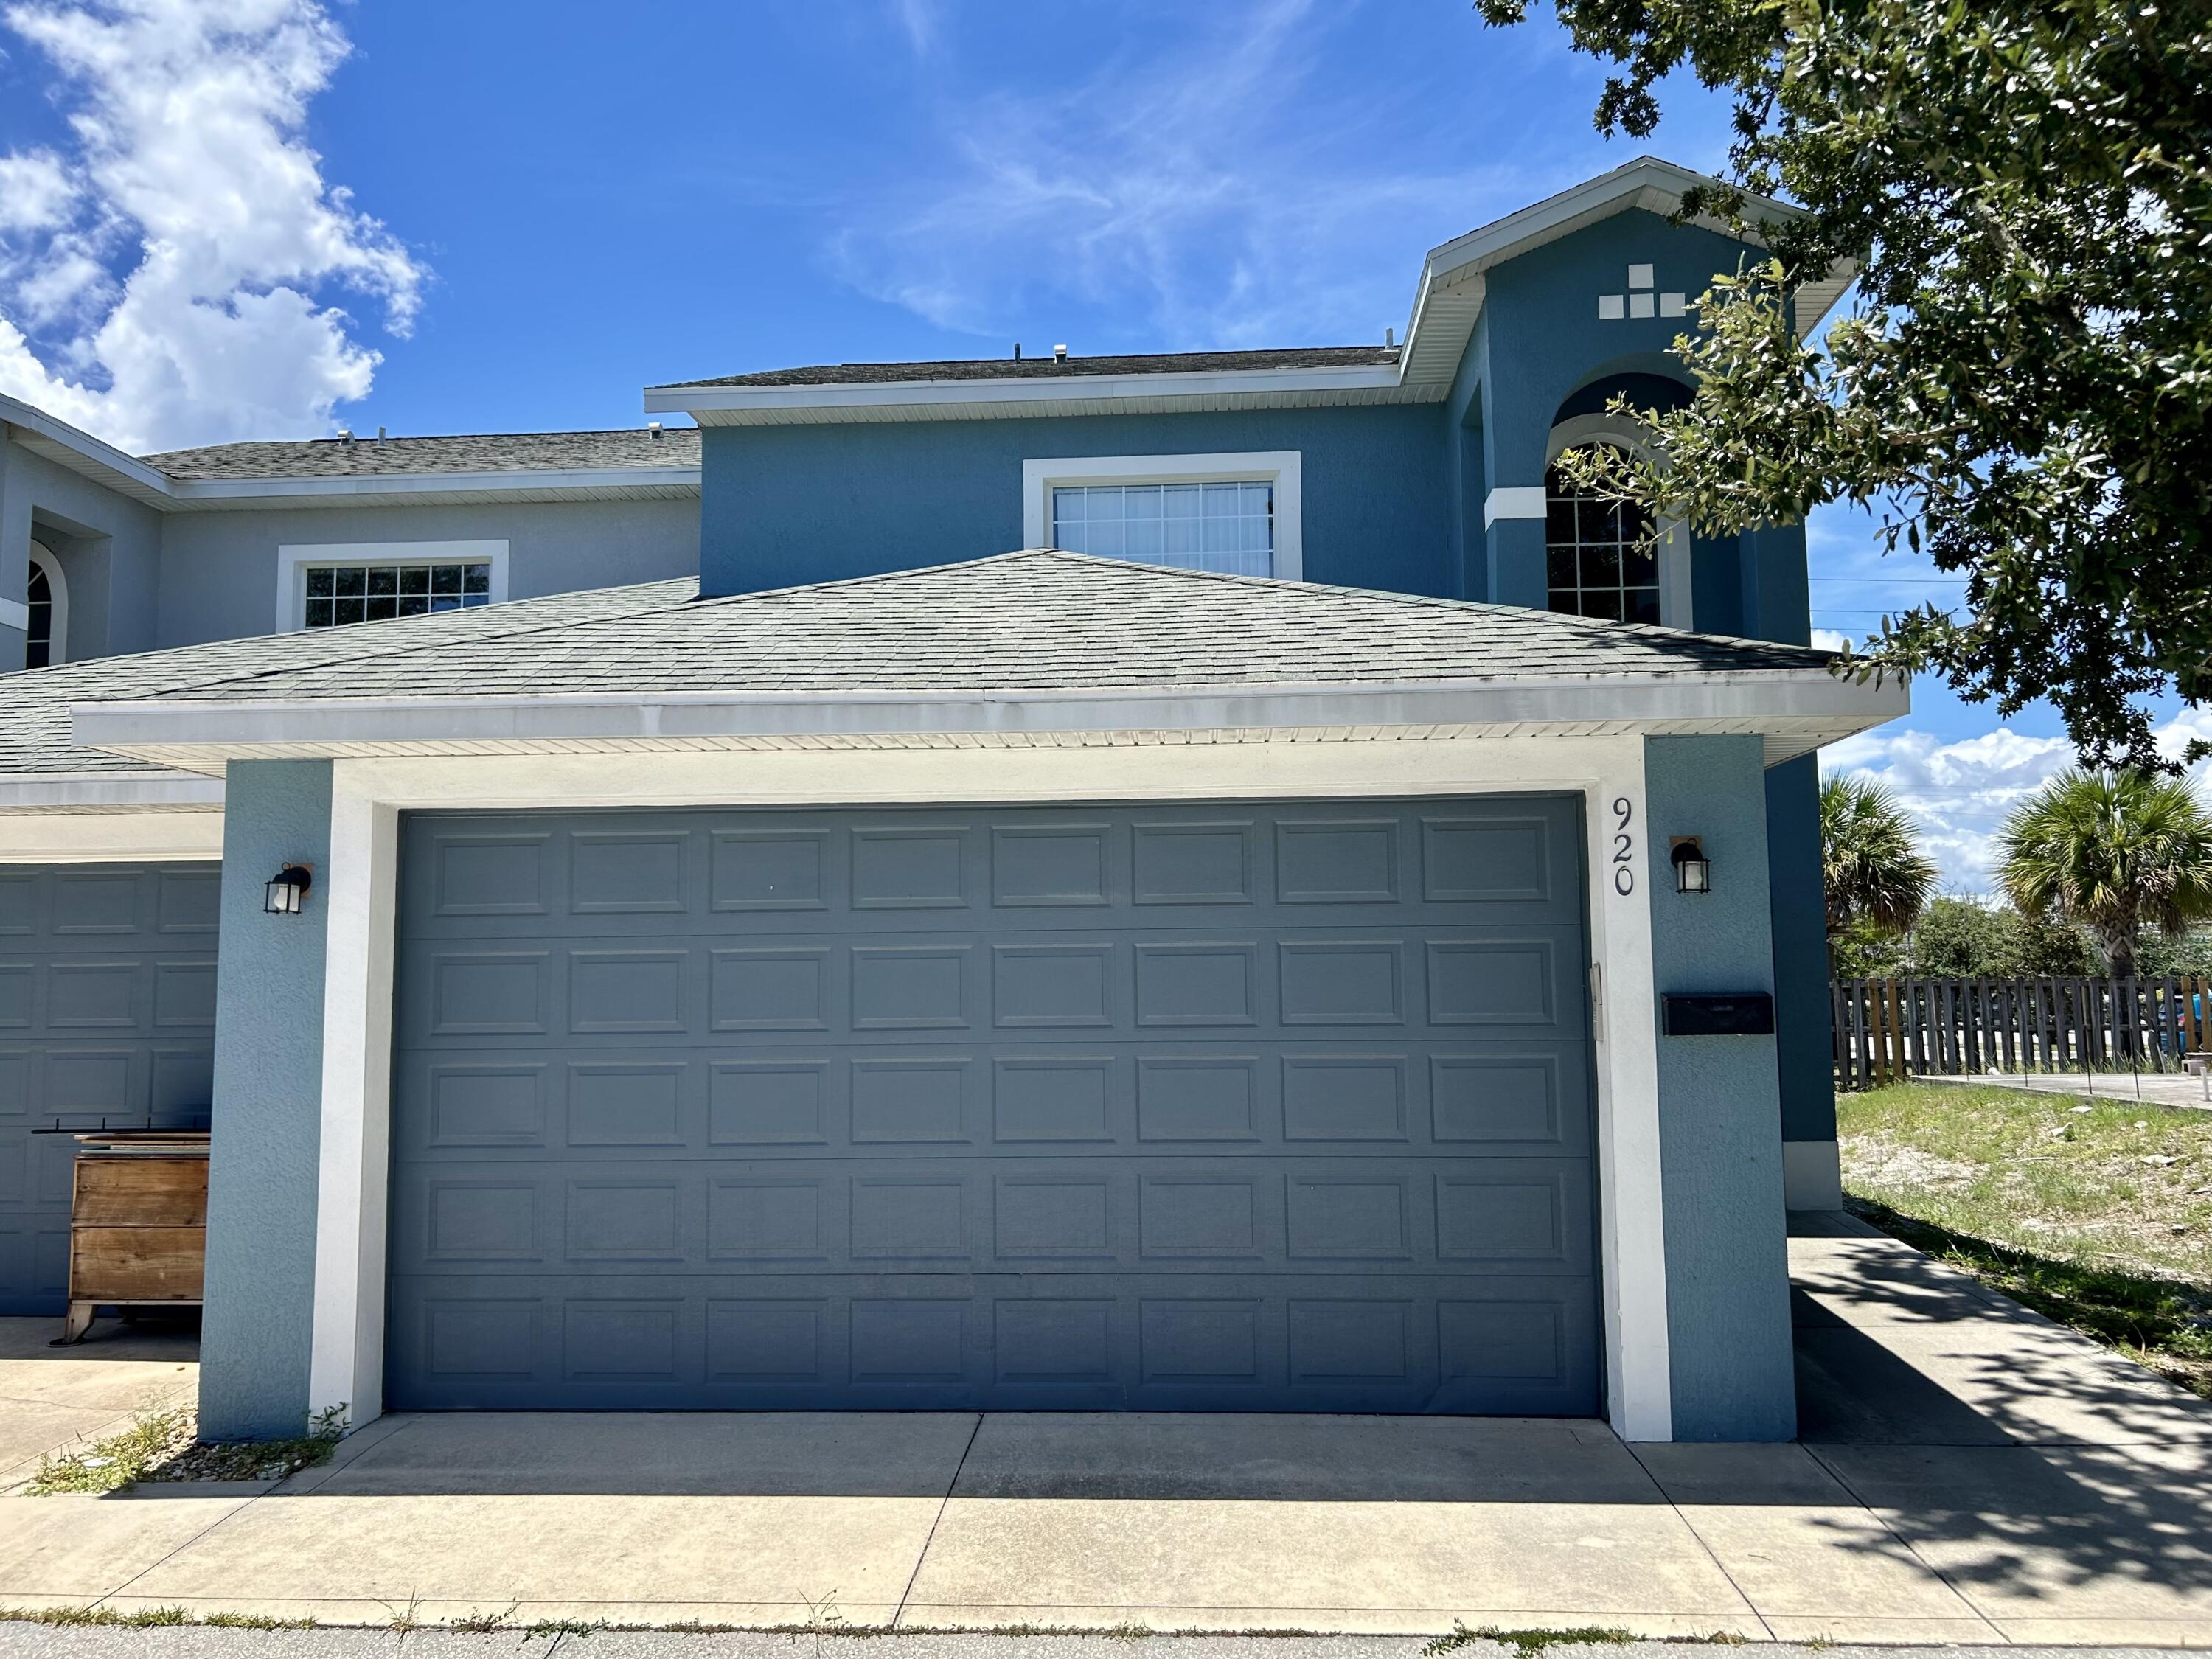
[1425,1627,1758,1655]
[0,1607,316,1630]
[26,1402,347,1495]
[1425,1627,1636,1655]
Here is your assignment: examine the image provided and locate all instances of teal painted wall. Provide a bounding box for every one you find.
[198,759,332,1441]
[699,405,1453,598]
[1463,212,1767,608]
[1644,734,1797,1441]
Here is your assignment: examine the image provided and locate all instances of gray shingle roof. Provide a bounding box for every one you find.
[140,427,700,481]
[4,581,693,779]
[91,551,1833,714]
[668,347,1401,390]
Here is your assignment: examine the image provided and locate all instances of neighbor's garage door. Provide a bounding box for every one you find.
[0,863,220,1314]
[385,799,1598,1413]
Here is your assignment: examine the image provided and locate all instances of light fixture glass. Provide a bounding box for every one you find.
[1670,838,1711,894]
[265,865,313,915]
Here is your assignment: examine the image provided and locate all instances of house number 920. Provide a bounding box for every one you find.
[1611,797,1635,895]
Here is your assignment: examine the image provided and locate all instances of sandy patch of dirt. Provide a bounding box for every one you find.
[1842,1131,1981,1191]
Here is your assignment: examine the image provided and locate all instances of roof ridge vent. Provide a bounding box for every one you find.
[1053,343,1068,363]
[648,421,663,439]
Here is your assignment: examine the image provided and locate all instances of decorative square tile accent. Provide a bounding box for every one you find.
[1597,293,1625,320]
[1660,291,1688,317]
[1628,262,1655,288]
[1629,292,1655,319]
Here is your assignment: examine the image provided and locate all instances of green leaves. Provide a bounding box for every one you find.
[1483,0,2212,767]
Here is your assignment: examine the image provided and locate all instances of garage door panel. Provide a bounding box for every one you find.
[0,864,219,1315]
[383,1272,1596,1412]
[400,799,1587,946]
[388,801,1597,1413]
[397,931,1588,1047]
[395,1041,1590,1161]
[391,1155,1592,1279]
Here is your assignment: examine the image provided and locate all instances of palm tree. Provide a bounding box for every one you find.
[1996,770,2212,980]
[1820,776,1936,970]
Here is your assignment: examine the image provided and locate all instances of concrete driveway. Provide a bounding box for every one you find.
[3,1216,2211,1643]
[0,1317,196,1492]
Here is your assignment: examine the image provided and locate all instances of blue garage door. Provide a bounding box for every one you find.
[0,863,220,1315]
[386,799,1599,1412]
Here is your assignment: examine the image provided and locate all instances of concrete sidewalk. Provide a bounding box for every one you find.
[9,1635,2212,1659]
[2,1216,2211,1642]
[1929,1069,2212,1109]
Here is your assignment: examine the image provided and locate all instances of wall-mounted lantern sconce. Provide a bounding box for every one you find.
[264,864,313,916]
[1669,837,1711,894]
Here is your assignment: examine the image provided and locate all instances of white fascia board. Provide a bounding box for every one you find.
[644,364,1405,420]
[0,809,224,863]
[1399,156,1815,386]
[1,394,175,504]
[0,772,226,810]
[167,465,702,507]
[71,669,1906,757]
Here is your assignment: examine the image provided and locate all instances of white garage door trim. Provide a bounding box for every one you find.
[308,737,1671,1439]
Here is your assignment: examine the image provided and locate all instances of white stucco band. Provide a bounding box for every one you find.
[72,667,1907,774]
[302,735,1676,1441]
[1483,485,1548,527]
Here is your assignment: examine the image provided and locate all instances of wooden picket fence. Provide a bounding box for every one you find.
[1833,975,2212,1089]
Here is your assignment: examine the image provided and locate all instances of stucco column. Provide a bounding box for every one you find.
[1642,734,1796,1442]
[1736,519,1840,1205]
[1476,403,1552,611]
[199,759,333,1441]
[307,775,400,1428]
[0,442,26,673]
[1482,515,1549,611]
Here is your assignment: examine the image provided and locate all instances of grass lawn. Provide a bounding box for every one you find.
[1838,1080,2212,1397]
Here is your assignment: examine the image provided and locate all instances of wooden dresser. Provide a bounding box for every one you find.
[59,1131,209,1343]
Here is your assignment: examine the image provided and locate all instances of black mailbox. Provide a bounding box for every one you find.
[1662,993,1775,1036]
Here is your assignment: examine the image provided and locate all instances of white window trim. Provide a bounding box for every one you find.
[275,540,509,634]
[21,540,67,661]
[1545,415,1693,631]
[1022,452,1303,581]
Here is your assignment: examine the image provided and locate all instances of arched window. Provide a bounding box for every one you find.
[1545,452,1660,625]
[25,541,66,669]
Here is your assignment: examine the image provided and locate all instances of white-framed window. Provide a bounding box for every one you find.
[1022,452,1303,580]
[1543,417,1691,629]
[26,540,67,668]
[276,541,509,633]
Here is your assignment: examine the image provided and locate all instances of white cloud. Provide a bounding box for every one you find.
[1823,716,2212,893]
[0,150,74,232]
[1809,627,1851,653]
[2157,706,2212,769]
[830,0,1531,347]
[0,0,424,453]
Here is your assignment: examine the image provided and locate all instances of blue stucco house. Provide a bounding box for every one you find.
[0,157,1895,1444]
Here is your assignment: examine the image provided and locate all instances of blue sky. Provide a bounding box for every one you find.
[0,0,2198,887]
